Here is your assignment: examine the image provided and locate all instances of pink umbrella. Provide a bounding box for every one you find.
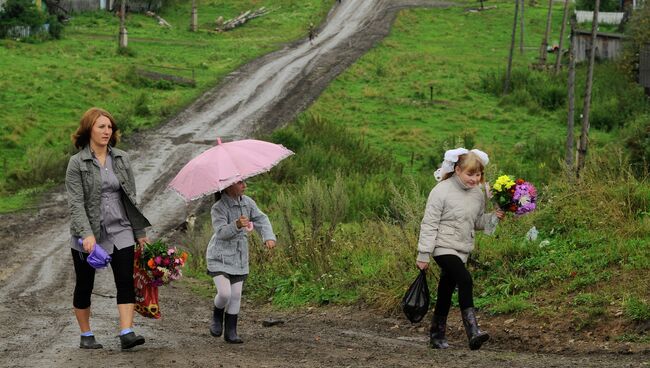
[169,138,294,202]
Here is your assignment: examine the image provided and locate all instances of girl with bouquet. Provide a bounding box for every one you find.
[206,180,276,343]
[416,148,505,350]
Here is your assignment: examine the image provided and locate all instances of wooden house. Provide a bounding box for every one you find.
[574,30,625,63]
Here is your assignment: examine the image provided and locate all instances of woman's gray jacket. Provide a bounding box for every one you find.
[65,145,150,248]
[206,194,276,275]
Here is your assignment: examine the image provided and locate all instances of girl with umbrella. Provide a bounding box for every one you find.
[168,137,292,344]
[206,180,276,343]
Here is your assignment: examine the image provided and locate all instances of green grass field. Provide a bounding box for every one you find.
[0,0,333,211]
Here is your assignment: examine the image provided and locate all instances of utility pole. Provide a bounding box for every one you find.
[539,0,553,66]
[554,0,570,75]
[565,16,576,173]
[190,0,198,32]
[519,0,525,54]
[505,0,520,94]
[118,0,128,49]
[577,0,600,177]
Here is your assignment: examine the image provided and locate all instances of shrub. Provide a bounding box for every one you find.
[47,16,63,39]
[478,68,565,112]
[620,116,650,177]
[133,92,151,117]
[576,0,620,11]
[0,0,45,38]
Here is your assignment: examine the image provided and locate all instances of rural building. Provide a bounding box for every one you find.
[574,30,625,63]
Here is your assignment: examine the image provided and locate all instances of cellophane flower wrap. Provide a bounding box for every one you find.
[492,175,537,215]
[135,239,188,287]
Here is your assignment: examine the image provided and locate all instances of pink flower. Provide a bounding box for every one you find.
[167,248,176,256]
[154,256,162,265]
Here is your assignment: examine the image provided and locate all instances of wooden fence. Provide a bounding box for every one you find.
[574,10,624,24]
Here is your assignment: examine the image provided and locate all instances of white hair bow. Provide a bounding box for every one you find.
[433,148,489,182]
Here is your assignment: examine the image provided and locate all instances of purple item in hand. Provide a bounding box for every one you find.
[78,239,112,269]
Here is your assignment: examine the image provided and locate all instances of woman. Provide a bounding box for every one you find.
[416,148,505,350]
[206,180,276,344]
[65,107,151,350]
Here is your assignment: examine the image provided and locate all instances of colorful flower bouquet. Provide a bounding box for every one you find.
[135,239,188,287]
[492,175,538,215]
[134,240,188,319]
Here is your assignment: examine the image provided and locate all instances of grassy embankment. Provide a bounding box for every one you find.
[0,0,334,211]
[181,0,650,339]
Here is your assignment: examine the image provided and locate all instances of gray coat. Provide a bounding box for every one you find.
[206,194,276,275]
[65,145,151,248]
[417,175,495,264]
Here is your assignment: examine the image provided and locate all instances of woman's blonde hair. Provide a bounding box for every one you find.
[71,107,121,149]
[442,152,485,182]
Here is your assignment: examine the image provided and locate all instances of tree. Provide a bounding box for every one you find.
[577,0,600,177]
[504,0,520,94]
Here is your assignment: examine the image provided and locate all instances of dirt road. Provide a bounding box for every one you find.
[0,1,648,367]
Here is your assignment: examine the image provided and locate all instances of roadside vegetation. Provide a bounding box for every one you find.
[0,0,334,211]
[178,0,650,340]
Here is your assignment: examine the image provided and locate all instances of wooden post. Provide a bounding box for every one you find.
[565,16,576,173]
[519,0,525,54]
[539,0,553,66]
[118,0,128,49]
[577,0,600,177]
[190,0,198,32]
[505,0,519,94]
[429,85,433,101]
[554,0,570,75]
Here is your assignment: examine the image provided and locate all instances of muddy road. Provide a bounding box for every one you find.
[0,1,648,367]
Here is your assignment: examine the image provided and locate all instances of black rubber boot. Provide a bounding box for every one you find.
[119,331,145,350]
[429,314,449,349]
[223,313,243,344]
[79,335,103,349]
[210,307,225,337]
[461,307,489,350]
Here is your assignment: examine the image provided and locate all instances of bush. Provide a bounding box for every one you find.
[620,117,650,177]
[47,16,63,39]
[0,0,46,38]
[621,4,650,78]
[576,0,620,12]
[133,92,151,117]
[587,63,649,131]
[478,68,566,112]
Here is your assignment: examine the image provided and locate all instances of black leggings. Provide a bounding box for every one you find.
[71,246,135,309]
[433,254,474,317]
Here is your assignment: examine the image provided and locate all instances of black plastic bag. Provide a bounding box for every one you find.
[401,269,430,323]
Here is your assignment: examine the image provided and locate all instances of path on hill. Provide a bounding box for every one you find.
[0,0,648,367]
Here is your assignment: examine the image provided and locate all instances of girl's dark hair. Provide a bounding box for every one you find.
[71,107,120,149]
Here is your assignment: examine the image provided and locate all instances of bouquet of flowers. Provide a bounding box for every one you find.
[134,239,188,319]
[492,175,538,215]
[135,239,188,287]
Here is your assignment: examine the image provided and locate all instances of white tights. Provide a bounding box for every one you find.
[212,275,243,315]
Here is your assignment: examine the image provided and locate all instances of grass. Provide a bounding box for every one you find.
[0,0,334,210]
